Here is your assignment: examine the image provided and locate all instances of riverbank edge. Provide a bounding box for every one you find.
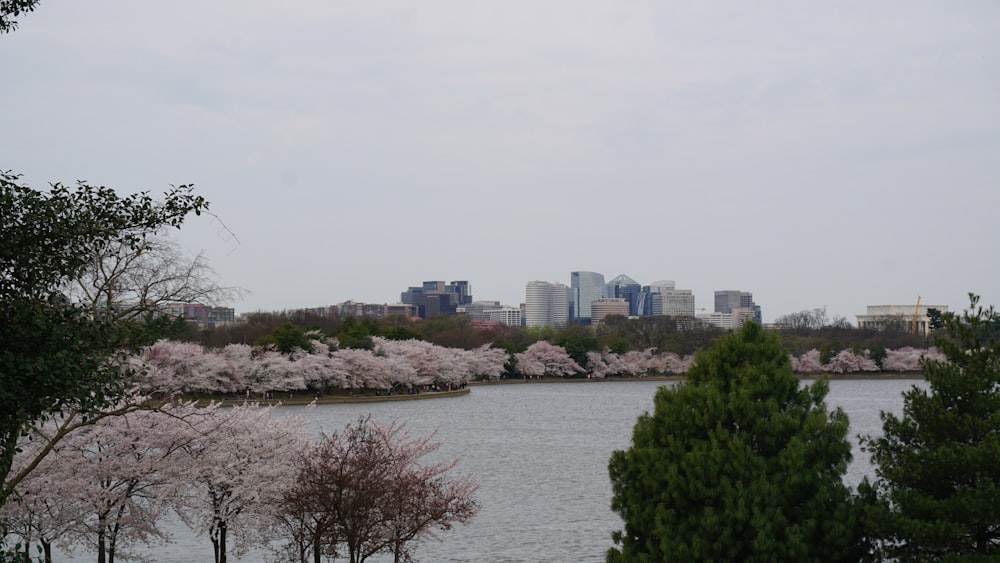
[176,387,471,407]
[470,371,924,385]
[179,372,923,407]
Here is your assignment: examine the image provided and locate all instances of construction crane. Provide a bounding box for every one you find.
[912,295,921,336]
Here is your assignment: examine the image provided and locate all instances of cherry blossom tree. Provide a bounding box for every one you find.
[434,347,472,387]
[373,338,442,387]
[332,348,391,390]
[138,339,243,395]
[882,346,926,372]
[128,335,512,397]
[823,349,879,374]
[172,402,309,563]
[586,350,610,378]
[514,341,582,378]
[39,406,192,563]
[620,349,655,376]
[659,352,690,375]
[383,354,419,390]
[277,416,477,563]
[792,349,824,374]
[0,422,80,563]
[244,347,297,395]
[465,344,508,381]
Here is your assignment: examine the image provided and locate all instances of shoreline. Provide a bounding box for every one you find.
[179,372,924,406]
[470,371,925,385]
[181,387,471,407]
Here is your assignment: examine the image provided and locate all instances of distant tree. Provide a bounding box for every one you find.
[868,346,888,371]
[926,307,945,331]
[514,341,582,378]
[819,340,844,366]
[256,322,315,354]
[881,346,927,372]
[862,294,1000,560]
[415,315,490,350]
[824,349,879,374]
[774,307,830,330]
[791,349,824,374]
[607,322,863,562]
[598,316,678,352]
[553,325,600,368]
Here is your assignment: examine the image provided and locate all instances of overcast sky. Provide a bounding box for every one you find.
[3,1,998,322]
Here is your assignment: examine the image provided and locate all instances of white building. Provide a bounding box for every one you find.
[696,307,758,331]
[654,289,696,317]
[486,306,522,327]
[525,281,569,328]
[856,304,948,337]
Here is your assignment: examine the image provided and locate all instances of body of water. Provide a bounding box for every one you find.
[51,378,922,562]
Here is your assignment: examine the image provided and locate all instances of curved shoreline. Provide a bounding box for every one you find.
[184,372,923,407]
[470,371,925,385]
[186,387,471,407]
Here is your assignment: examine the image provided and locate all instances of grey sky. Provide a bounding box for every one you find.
[4,1,998,321]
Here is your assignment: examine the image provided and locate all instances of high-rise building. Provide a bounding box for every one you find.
[591,298,629,324]
[714,290,761,326]
[570,271,605,324]
[604,274,642,316]
[422,280,446,293]
[525,281,569,328]
[445,280,472,306]
[425,292,457,317]
[714,290,743,314]
[654,289,696,317]
[401,280,470,318]
[638,281,675,316]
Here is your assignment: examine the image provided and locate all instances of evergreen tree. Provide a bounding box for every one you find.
[862,294,1000,561]
[608,322,863,562]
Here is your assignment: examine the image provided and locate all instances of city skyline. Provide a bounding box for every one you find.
[233,271,937,329]
[3,2,997,323]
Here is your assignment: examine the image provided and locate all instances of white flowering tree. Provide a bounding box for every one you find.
[172,402,308,563]
[514,341,582,378]
[823,349,879,374]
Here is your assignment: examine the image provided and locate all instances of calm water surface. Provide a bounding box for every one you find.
[54,378,923,562]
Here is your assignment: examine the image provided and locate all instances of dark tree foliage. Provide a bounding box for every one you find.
[0,0,38,34]
[608,322,864,562]
[414,314,492,350]
[256,322,317,354]
[862,294,1000,561]
[777,325,927,358]
[553,324,600,368]
[0,171,207,508]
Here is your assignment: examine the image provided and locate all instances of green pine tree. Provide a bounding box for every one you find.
[862,294,1000,561]
[608,322,863,562]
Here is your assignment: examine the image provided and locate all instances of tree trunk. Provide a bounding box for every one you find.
[97,525,106,563]
[311,529,322,563]
[42,539,52,563]
[219,520,227,563]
